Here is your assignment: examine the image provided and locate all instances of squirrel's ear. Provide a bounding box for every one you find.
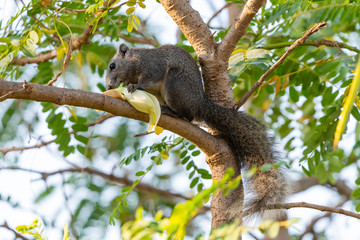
[119,44,129,56]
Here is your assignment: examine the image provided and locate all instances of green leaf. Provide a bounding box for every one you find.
[188,144,195,150]
[356,202,360,212]
[75,134,89,144]
[191,150,201,157]
[181,156,190,164]
[0,37,11,44]
[353,188,360,198]
[186,161,193,170]
[180,151,188,158]
[351,107,360,121]
[197,183,203,192]
[260,164,272,172]
[302,166,311,177]
[189,170,195,179]
[135,171,145,177]
[190,177,199,188]
[289,86,299,102]
[72,123,89,132]
[122,186,132,193]
[34,186,55,203]
[355,177,360,185]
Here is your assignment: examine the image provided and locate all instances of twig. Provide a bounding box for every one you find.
[298,199,347,239]
[117,33,159,46]
[0,115,113,155]
[218,0,266,62]
[206,2,232,26]
[241,201,360,220]
[261,39,360,54]
[61,2,126,13]
[10,0,118,66]
[47,72,62,86]
[0,166,200,204]
[234,21,328,110]
[133,131,153,137]
[0,221,29,240]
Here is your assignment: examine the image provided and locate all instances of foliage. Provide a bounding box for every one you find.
[16,219,72,240]
[18,171,295,240]
[16,219,47,240]
[0,0,360,239]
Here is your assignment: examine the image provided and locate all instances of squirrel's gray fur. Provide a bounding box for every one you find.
[106,44,288,218]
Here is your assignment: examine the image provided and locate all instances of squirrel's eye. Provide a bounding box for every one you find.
[109,63,116,70]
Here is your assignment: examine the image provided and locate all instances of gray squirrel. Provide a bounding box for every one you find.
[105,44,288,218]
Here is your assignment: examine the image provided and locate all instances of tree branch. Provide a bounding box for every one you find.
[0,165,199,203]
[261,39,360,53]
[0,221,29,240]
[158,0,216,55]
[234,21,328,109]
[218,0,266,62]
[0,80,228,160]
[299,199,347,239]
[242,202,360,220]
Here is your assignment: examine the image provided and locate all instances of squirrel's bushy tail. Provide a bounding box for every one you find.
[198,97,288,218]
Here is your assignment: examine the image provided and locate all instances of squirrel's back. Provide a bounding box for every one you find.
[105,44,288,218]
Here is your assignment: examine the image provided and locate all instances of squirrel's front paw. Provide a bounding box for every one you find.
[127,84,138,93]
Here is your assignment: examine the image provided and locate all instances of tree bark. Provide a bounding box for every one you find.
[159,0,266,229]
[0,80,232,163]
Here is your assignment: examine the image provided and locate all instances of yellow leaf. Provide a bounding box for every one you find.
[232,48,247,55]
[76,52,82,67]
[126,7,135,15]
[154,210,163,221]
[155,126,163,135]
[63,224,70,240]
[334,57,360,148]
[138,2,146,8]
[15,225,28,233]
[135,207,143,220]
[268,222,280,239]
[66,106,78,121]
[29,30,39,44]
[133,15,140,25]
[126,0,136,6]
[160,150,168,159]
[11,39,20,47]
[127,22,133,32]
[57,48,64,62]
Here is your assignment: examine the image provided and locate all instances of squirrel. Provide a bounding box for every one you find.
[105,43,288,218]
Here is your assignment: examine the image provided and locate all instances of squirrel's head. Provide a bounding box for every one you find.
[105,44,139,90]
